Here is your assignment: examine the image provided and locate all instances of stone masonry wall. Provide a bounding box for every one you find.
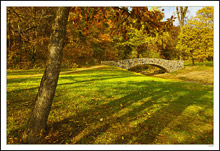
[101,58,184,72]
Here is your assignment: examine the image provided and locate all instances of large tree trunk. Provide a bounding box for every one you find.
[22,7,70,144]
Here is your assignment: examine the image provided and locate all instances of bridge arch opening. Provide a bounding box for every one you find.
[128,64,168,74]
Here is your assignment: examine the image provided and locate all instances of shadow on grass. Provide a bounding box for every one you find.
[7,86,39,94]
[7,69,45,76]
[7,76,42,84]
[43,81,212,144]
[7,66,213,144]
[7,69,143,116]
[7,68,74,76]
[114,94,193,144]
[7,69,140,94]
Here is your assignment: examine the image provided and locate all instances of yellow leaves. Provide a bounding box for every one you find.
[147,112,152,118]
[92,37,101,43]
[187,7,213,29]
[99,34,112,42]
[162,43,166,49]
[8,137,22,144]
[177,22,213,62]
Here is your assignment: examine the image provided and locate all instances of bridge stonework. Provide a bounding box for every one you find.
[101,58,184,72]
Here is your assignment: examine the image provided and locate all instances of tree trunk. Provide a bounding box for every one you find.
[191,52,195,65]
[7,12,12,60]
[19,34,22,67]
[176,6,188,32]
[31,7,37,65]
[176,6,188,60]
[22,7,70,144]
[192,56,195,65]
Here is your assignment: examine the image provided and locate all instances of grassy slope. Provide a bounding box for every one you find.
[7,65,213,144]
[153,62,213,85]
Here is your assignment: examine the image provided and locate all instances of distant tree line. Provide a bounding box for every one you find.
[7,6,213,69]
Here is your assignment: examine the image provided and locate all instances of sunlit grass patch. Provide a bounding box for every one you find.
[153,61,213,85]
[184,61,213,67]
[7,65,213,144]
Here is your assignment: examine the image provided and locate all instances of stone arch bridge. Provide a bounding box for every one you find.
[101,58,184,73]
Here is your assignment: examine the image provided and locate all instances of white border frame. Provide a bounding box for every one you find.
[1,1,219,150]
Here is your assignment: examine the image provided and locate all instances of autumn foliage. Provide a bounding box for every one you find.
[176,7,213,64]
[7,7,213,69]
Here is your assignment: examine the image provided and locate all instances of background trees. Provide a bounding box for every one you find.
[7,6,214,70]
[7,7,57,69]
[7,7,176,70]
[176,7,213,64]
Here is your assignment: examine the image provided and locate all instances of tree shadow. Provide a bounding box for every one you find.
[7,86,39,94]
[7,66,213,144]
[7,76,42,84]
[43,80,212,144]
[113,95,193,144]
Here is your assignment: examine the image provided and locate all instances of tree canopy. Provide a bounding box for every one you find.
[7,6,214,69]
[7,7,176,69]
[176,7,213,64]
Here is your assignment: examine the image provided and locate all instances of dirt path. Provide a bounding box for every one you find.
[7,65,106,80]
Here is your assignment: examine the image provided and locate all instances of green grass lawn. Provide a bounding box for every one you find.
[184,61,213,67]
[7,68,76,78]
[7,65,213,144]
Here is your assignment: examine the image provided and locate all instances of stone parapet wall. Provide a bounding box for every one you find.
[101,58,184,72]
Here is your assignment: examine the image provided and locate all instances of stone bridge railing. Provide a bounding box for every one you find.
[101,58,184,72]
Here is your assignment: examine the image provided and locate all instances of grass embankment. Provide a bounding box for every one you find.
[7,65,213,144]
[153,62,213,85]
